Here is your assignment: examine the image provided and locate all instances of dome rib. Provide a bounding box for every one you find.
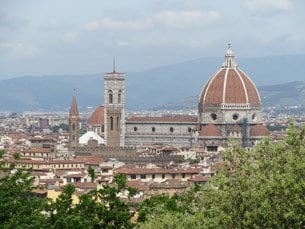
[235,68,249,103]
[222,68,229,103]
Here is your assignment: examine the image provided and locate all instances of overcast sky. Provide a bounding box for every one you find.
[0,0,304,79]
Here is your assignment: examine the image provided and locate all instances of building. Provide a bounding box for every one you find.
[68,91,80,150]
[69,43,269,150]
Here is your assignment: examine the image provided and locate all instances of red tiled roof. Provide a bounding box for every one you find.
[188,175,209,182]
[250,124,269,136]
[199,124,222,137]
[88,106,105,126]
[126,116,197,123]
[75,156,104,165]
[127,180,149,191]
[229,124,242,132]
[22,148,50,153]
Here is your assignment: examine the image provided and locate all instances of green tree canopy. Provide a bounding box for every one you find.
[139,123,305,228]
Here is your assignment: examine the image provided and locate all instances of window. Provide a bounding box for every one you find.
[118,90,122,103]
[72,123,75,131]
[188,127,192,133]
[102,169,109,173]
[252,114,256,120]
[117,116,120,131]
[162,174,165,179]
[211,113,217,121]
[182,174,185,178]
[140,174,146,179]
[108,90,113,104]
[207,146,218,152]
[130,174,136,179]
[152,174,155,179]
[110,116,113,130]
[170,127,174,133]
[101,125,104,132]
[134,126,137,132]
[233,113,239,121]
[172,174,176,179]
[152,127,155,132]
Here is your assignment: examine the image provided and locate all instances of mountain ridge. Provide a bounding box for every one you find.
[0,54,305,112]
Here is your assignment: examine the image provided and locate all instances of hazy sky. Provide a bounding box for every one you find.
[0,0,304,78]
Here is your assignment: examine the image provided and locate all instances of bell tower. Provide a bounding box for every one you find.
[69,89,79,150]
[104,62,125,147]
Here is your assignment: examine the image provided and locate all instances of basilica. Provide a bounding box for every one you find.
[69,43,269,152]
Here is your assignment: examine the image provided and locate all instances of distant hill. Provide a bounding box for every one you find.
[0,54,305,112]
[153,81,305,111]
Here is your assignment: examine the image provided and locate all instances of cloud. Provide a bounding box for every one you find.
[116,41,128,46]
[62,31,79,43]
[84,10,220,32]
[84,17,151,31]
[153,10,220,29]
[246,0,292,11]
[0,42,39,58]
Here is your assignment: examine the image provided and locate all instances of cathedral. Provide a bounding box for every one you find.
[70,43,269,152]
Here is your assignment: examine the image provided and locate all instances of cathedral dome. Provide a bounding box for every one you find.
[88,106,105,126]
[199,42,261,108]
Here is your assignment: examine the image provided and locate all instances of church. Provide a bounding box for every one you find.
[70,43,269,152]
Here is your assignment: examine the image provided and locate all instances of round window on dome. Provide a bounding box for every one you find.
[232,113,239,121]
[211,113,217,121]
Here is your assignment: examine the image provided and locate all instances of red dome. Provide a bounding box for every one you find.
[199,43,261,107]
[88,106,105,126]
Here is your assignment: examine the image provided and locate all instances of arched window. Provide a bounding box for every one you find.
[117,116,120,131]
[118,90,122,103]
[108,90,113,104]
[72,123,75,131]
[110,116,113,130]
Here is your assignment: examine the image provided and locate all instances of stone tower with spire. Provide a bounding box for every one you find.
[103,60,125,147]
[69,90,79,150]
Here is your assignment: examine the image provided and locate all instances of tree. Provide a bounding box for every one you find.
[87,165,97,182]
[0,151,48,228]
[47,173,137,228]
[139,123,305,228]
[0,151,138,228]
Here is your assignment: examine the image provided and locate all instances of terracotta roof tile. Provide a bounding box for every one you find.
[250,124,269,136]
[199,124,222,137]
[229,124,242,132]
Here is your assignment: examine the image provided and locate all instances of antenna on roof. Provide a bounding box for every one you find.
[113,56,116,72]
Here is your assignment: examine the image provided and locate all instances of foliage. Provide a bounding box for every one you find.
[87,165,97,182]
[0,151,137,228]
[51,123,69,133]
[0,151,48,228]
[139,123,305,228]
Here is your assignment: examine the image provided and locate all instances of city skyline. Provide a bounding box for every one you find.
[0,0,304,79]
